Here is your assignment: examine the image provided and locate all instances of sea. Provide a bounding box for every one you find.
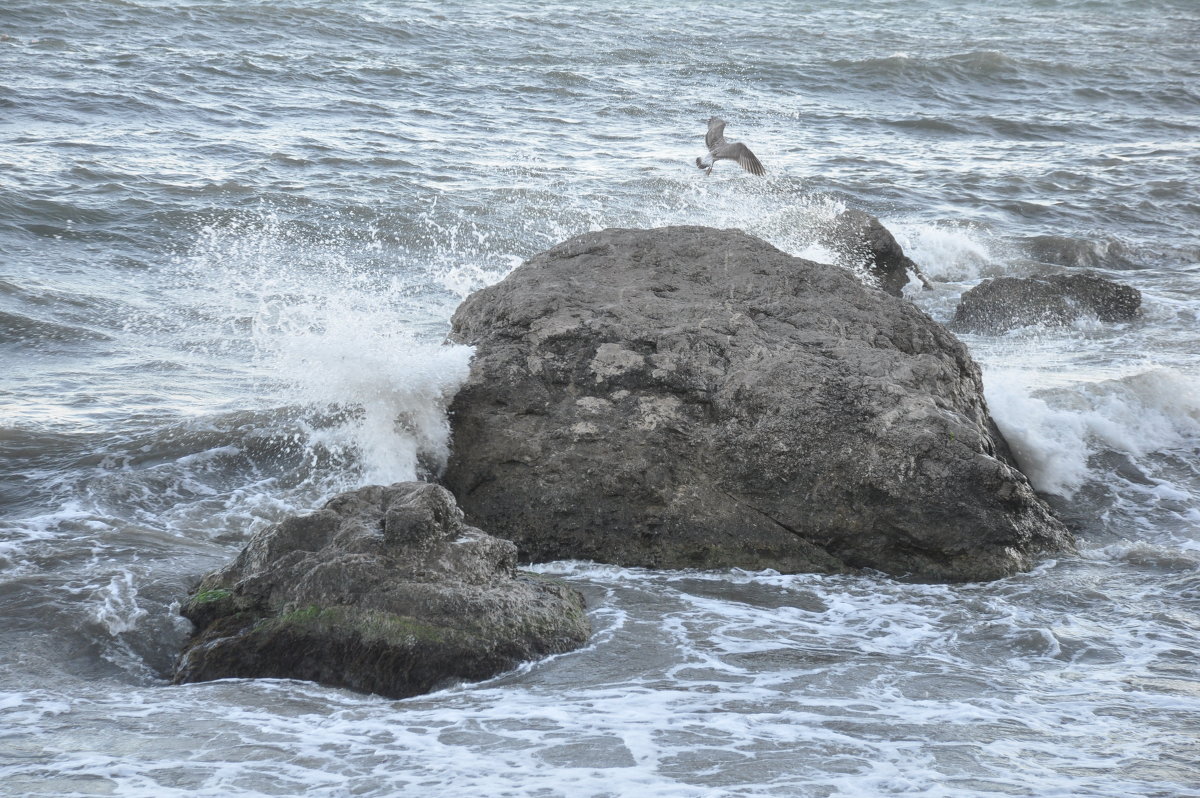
[1,1,1198,795]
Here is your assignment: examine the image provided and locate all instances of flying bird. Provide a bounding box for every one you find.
[696,117,765,176]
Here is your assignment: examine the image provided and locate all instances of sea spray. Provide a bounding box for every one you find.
[984,366,1200,498]
[265,323,472,486]
[174,212,475,489]
[984,370,1095,496]
[889,221,1004,282]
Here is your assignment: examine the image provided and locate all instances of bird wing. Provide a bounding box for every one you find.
[724,142,766,176]
[705,118,727,151]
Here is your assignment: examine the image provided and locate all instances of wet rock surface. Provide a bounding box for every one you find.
[444,226,1073,582]
[819,209,933,296]
[952,272,1141,334]
[173,482,590,698]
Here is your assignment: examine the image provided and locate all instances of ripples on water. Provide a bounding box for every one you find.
[1,0,1198,795]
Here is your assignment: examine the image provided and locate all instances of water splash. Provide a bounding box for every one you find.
[89,571,148,636]
[985,366,1200,498]
[890,221,1005,282]
[262,316,473,485]
[177,211,475,488]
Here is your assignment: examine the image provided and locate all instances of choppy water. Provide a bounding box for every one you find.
[2,1,1198,795]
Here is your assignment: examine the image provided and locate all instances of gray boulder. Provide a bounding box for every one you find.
[443,226,1073,582]
[952,272,1141,335]
[819,209,933,296]
[173,482,589,699]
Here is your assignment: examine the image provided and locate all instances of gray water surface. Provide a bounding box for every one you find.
[1,1,1198,795]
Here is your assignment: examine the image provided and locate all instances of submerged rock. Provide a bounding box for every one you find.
[819,209,933,296]
[1020,234,1138,270]
[173,482,589,698]
[952,272,1141,334]
[443,226,1073,582]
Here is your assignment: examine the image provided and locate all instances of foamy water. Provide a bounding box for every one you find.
[1,0,1198,795]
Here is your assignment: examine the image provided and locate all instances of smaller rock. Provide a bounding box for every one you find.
[952,272,1141,334]
[820,209,933,296]
[173,482,589,699]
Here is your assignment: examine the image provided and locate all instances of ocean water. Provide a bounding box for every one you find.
[1,0,1199,795]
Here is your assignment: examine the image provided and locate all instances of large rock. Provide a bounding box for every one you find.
[819,209,933,296]
[952,272,1141,334]
[443,226,1073,582]
[173,482,589,698]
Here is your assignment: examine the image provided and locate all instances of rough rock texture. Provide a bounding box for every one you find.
[952,272,1141,335]
[819,209,932,296]
[173,482,589,698]
[443,226,1073,582]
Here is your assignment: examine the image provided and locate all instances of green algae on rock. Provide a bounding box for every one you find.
[173,482,589,699]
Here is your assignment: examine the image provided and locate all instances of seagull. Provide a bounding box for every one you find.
[696,117,765,176]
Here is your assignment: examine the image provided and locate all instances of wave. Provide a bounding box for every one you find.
[1016,234,1141,269]
[0,309,111,346]
[985,367,1200,499]
[826,49,1041,91]
[889,222,1004,282]
[21,557,1185,797]
[879,117,973,135]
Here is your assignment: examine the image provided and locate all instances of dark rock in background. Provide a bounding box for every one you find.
[952,272,1141,334]
[819,209,933,296]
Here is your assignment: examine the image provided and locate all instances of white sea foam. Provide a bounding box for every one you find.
[889,221,1004,283]
[5,563,1196,798]
[177,214,475,488]
[984,366,1200,497]
[436,255,523,299]
[89,570,148,636]
[255,303,472,485]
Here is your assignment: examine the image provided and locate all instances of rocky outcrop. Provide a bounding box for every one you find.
[173,482,589,699]
[952,272,1141,334]
[819,209,933,296]
[443,226,1073,582]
